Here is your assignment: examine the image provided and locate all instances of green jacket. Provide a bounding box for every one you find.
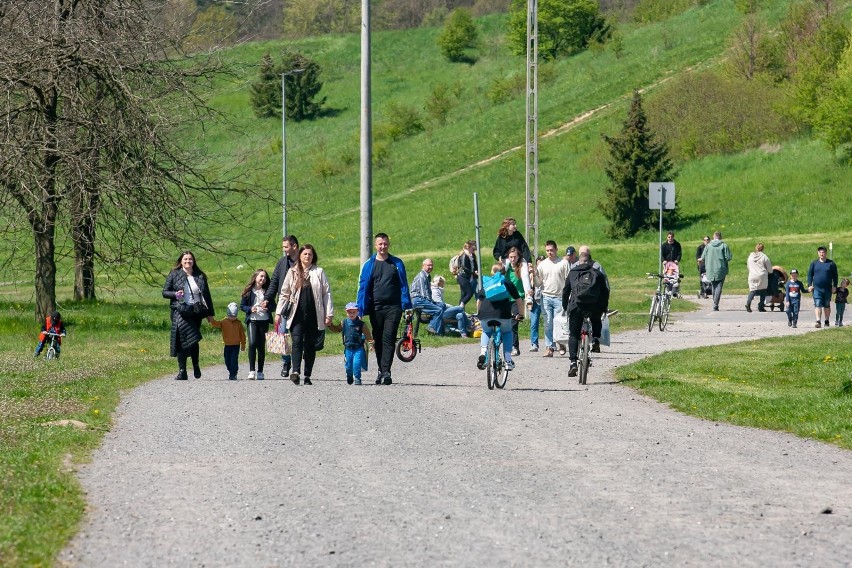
[701,239,733,281]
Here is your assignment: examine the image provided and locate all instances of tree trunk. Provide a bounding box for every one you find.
[33,207,57,322]
[72,187,98,301]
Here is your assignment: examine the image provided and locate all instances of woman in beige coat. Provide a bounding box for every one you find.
[275,244,333,385]
[746,242,772,312]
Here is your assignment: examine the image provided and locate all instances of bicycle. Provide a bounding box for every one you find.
[481,314,522,390]
[395,309,423,363]
[44,331,66,360]
[646,273,672,332]
[575,309,617,385]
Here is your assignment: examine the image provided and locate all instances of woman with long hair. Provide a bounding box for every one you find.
[162,250,215,380]
[505,246,532,356]
[493,217,531,264]
[240,268,272,379]
[457,240,478,308]
[275,245,333,385]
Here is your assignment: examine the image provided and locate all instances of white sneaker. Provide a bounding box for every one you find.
[505,359,515,370]
[529,345,539,352]
[247,371,256,380]
[256,371,264,380]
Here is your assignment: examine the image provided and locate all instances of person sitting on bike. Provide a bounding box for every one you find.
[561,250,610,377]
[34,310,66,358]
[476,264,525,371]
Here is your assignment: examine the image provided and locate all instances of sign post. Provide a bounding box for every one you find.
[649,182,676,270]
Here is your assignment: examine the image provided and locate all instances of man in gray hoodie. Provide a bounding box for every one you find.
[700,231,733,311]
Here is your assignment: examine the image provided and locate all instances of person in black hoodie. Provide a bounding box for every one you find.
[264,234,299,376]
[163,250,215,380]
[492,217,531,264]
[561,249,609,378]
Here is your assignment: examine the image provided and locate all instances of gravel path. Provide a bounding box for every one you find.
[60,295,852,567]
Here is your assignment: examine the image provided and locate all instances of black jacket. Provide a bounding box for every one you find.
[163,269,214,357]
[661,240,682,263]
[561,262,609,313]
[265,255,295,305]
[493,232,531,264]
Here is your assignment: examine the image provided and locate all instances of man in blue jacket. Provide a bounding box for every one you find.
[807,245,838,328]
[357,233,413,385]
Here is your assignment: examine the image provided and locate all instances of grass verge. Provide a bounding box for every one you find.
[617,328,852,450]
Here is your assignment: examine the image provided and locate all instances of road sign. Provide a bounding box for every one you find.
[649,182,675,210]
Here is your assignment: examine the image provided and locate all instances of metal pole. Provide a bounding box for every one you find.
[474,193,483,294]
[658,188,664,293]
[524,0,540,259]
[360,0,373,263]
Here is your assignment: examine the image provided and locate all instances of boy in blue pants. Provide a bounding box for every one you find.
[785,269,804,328]
[342,302,373,385]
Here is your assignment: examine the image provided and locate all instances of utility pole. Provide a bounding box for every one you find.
[360,0,373,263]
[524,0,540,259]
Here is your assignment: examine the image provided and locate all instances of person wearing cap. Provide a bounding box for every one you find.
[211,303,246,380]
[536,240,570,357]
[661,231,682,264]
[700,231,733,311]
[564,246,577,265]
[341,302,373,385]
[785,269,805,328]
[807,245,838,328]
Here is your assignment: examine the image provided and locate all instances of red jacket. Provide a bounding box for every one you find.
[38,315,66,343]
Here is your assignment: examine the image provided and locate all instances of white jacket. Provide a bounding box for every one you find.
[276,265,333,329]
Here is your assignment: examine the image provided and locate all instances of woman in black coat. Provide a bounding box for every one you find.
[492,217,531,264]
[162,250,215,380]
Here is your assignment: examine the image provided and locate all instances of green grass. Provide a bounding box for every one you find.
[617,329,852,449]
[2,1,852,564]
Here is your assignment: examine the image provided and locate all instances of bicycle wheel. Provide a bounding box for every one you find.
[486,337,496,390]
[648,294,659,332]
[578,333,590,385]
[494,358,509,389]
[660,295,671,331]
[46,346,57,361]
[395,336,417,362]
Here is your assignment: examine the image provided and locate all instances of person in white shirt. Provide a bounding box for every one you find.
[536,240,570,357]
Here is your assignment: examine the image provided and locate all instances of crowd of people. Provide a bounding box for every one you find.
[159,220,845,385]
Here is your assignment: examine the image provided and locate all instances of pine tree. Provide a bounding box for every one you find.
[282,51,326,121]
[250,53,281,118]
[599,91,676,239]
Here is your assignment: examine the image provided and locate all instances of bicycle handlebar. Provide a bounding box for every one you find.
[44,331,66,337]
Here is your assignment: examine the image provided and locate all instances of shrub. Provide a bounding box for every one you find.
[506,0,609,60]
[438,8,479,62]
[424,83,457,125]
[380,102,425,141]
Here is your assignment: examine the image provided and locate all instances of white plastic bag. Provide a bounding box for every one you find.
[600,314,611,347]
[553,310,570,343]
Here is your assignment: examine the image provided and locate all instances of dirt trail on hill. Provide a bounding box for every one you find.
[60,295,852,567]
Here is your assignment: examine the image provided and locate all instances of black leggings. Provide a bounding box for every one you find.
[246,320,270,372]
[290,320,319,378]
[177,343,200,372]
[457,274,475,307]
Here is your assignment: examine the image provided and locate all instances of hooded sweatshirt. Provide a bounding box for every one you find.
[701,239,733,281]
[747,252,772,291]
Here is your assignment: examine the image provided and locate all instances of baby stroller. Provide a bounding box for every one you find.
[698,272,712,299]
[662,261,682,297]
[766,266,788,311]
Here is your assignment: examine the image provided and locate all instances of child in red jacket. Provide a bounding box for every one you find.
[34,311,66,358]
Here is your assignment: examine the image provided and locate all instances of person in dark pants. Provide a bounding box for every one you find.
[264,235,299,376]
[356,233,413,385]
[456,240,478,308]
[162,250,215,380]
[561,249,610,378]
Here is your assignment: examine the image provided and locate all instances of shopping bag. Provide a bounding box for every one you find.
[600,314,611,347]
[553,309,570,343]
[265,326,291,355]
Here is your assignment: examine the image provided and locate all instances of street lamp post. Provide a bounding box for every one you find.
[282,68,304,239]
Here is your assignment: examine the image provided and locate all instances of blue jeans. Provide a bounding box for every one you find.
[224,345,240,375]
[787,300,800,324]
[529,299,541,348]
[442,306,470,334]
[344,346,366,380]
[542,295,562,349]
[479,318,513,357]
[413,297,444,333]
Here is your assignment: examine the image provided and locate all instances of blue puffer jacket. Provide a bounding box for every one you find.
[356,254,413,316]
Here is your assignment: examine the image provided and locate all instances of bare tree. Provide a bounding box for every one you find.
[0,0,242,319]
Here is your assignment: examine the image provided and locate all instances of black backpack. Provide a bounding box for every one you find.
[573,266,601,304]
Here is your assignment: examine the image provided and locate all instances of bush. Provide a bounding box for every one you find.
[633,0,700,23]
[438,8,479,62]
[424,83,458,125]
[506,0,609,60]
[379,102,425,141]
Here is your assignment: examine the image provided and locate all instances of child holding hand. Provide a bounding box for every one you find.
[211,302,246,380]
[835,278,849,327]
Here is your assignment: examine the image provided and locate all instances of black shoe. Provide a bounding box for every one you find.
[175,370,188,380]
[757,306,766,312]
[713,306,719,311]
[815,321,822,328]
[193,367,201,379]
[591,340,600,353]
[347,374,354,385]
[290,372,300,385]
[228,374,237,380]
[303,377,312,385]
[476,354,486,370]
[376,371,383,385]
[745,304,752,313]
[281,361,291,377]
[788,321,792,327]
[567,363,578,377]
[825,320,830,327]
[383,373,393,385]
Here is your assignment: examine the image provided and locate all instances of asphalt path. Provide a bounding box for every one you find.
[60,295,852,567]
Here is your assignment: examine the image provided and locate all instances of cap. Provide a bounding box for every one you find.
[565,246,576,256]
[817,246,827,252]
[345,302,359,311]
[790,268,798,274]
[226,302,238,317]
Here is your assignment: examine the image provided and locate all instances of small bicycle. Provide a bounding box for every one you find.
[395,309,423,363]
[646,273,672,332]
[44,331,66,360]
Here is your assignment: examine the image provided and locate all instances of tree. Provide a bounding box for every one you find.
[599,91,676,239]
[250,54,282,118]
[438,8,479,62]
[814,40,852,160]
[506,0,609,60]
[0,1,238,319]
[250,52,326,121]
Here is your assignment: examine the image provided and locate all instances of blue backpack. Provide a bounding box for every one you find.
[482,273,510,301]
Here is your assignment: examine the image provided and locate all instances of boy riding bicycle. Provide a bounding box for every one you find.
[476,264,524,371]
